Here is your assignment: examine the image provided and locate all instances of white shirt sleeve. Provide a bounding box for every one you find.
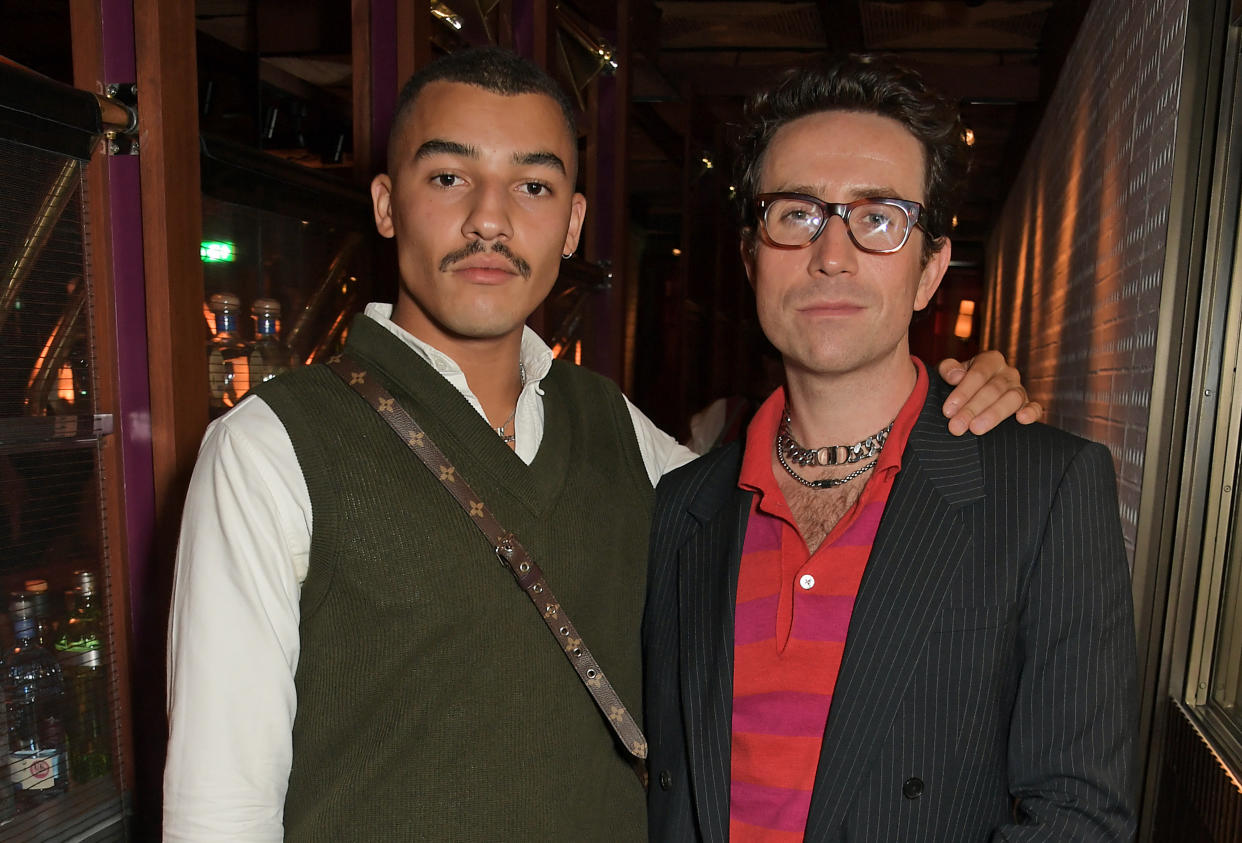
[624,395,699,486]
[163,396,310,842]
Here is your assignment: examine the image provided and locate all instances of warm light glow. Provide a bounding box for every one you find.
[203,302,217,334]
[952,215,959,229]
[224,357,250,406]
[963,127,976,147]
[954,299,976,340]
[701,155,714,169]
[672,248,682,256]
[573,340,582,366]
[57,363,75,404]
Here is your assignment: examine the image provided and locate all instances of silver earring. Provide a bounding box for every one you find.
[562,252,573,259]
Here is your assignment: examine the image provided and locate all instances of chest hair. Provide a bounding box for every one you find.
[776,469,869,554]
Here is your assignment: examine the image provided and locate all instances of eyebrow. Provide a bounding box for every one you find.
[413,139,567,175]
[415,139,477,160]
[780,184,908,201]
[514,150,567,175]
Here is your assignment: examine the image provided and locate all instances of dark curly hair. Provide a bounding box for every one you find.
[388,47,578,172]
[734,53,969,262]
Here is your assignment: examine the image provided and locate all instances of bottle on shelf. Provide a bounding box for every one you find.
[0,609,14,826]
[55,571,109,784]
[207,292,251,413]
[249,298,292,386]
[5,595,68,804]
[22,580,56,648]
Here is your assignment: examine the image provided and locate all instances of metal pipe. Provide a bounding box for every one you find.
[0,159,81,333]
[284,232,363,364]
[24,279,88,416]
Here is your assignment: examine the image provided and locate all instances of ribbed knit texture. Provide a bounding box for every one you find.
[256,316,653,841]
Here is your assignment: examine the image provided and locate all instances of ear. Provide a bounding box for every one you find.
[371,174,395,239]
[561,192,588,256]
[914,237,951,311]
[740,233,757,290]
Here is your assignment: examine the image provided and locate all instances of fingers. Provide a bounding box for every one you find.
[939,350,1035,436]
[937,357,968,385]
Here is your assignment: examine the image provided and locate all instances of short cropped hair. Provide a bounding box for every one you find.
[387,46,578,172]
[734,53,969,261]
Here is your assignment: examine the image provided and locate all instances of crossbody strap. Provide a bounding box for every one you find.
[326,354,649,780]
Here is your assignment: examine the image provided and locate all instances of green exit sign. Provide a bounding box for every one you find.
[201,241,235,263]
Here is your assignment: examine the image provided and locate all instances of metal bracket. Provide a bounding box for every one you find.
[93,413,115,437]
[101,83,139,156]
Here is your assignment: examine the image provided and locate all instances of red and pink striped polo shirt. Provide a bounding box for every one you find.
[730,360,928,841]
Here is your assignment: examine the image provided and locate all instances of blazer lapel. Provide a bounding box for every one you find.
[803,382,986,836]
[677,445,751,843]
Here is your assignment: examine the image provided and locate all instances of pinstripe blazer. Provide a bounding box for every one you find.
[643,376,1138,842]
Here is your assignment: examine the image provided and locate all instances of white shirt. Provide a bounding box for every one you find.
[163,304,696,841]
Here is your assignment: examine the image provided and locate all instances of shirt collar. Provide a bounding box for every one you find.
[362,302,555,387]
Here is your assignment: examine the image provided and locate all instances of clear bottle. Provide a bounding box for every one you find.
[207,292,250,413]
[0,611,14,826]
[5,596,68,804]
[55,572,109,783]
[249,298,292,386]
[22,580,55,648]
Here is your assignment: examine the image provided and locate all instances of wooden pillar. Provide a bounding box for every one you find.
[395,0,434,88]
[69,0,139,809]
[584,0,631,383]
[352,0,374,180]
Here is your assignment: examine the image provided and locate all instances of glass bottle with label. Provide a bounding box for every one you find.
[55,572,109,783]
[249,298,292,387]
[207,292,250,413]
[5,596,67,804]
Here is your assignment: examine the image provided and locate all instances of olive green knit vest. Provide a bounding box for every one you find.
[255,316,653,841]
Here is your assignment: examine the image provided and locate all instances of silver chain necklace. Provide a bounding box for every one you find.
[775,410,894,489]
[494,362,527,444]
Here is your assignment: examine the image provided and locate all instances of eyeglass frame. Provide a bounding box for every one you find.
[752,192,929,255]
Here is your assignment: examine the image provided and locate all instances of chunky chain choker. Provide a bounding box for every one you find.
[775,409,894,489]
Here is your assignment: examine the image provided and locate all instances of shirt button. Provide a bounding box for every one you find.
[799,574,815,590]
[902,777,924,799]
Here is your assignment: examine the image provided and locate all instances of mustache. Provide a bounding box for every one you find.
[439,241,532,280]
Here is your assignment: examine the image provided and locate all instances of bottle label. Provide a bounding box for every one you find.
[10,749,61,790]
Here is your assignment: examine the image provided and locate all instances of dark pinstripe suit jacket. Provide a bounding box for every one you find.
[643,377,1138,842]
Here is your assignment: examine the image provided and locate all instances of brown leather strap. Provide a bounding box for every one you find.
[326,354,649,777]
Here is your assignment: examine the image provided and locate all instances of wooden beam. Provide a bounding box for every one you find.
[395,0,433,87]
[133,0,207,518]
[69,0,137,806]
[532,0,554,69]
[352,0,373,179]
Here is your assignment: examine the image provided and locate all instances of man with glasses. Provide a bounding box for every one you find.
[643,54,1138,841]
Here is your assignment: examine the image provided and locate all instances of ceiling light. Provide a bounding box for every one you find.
[430,1,464,31]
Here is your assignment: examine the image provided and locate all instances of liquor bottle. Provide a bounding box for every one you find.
[0,611,14,826]
[249,298,292,386]
[207,292,250,413]
[5,596,68,804]
[55,572,109,783]
[22,580,55,647]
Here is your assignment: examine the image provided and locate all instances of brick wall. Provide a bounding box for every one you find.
[982,0,1189,559]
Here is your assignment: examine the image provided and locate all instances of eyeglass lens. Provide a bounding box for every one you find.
[763,197,911,251]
